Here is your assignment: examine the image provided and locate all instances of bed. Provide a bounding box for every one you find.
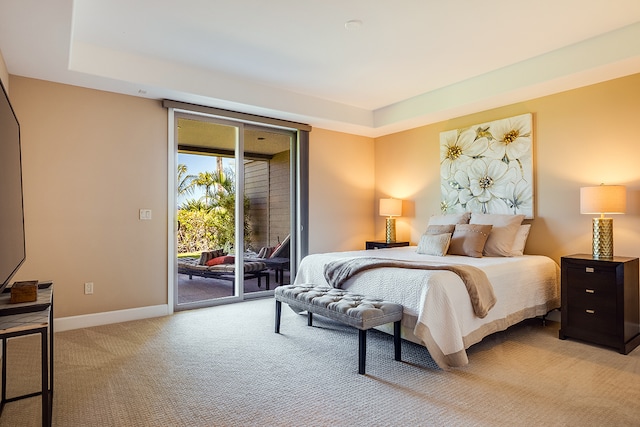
[293,213,561,370]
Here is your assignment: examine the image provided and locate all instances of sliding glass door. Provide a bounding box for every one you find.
[174,113,293,310]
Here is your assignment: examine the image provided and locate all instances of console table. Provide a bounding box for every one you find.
[0,285,53,427]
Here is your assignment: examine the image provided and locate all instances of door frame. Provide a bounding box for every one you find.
[166,103,309,313]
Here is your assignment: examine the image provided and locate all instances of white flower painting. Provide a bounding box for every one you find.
[439,113,533,218]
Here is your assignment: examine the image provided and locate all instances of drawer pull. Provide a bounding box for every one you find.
[585,267,595,273]
[585,309,595,314]
[585,289,595,294]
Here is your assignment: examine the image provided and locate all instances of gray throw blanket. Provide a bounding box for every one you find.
[323,257,497,318]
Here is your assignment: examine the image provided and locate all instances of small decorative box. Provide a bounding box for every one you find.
[10,281,38,303]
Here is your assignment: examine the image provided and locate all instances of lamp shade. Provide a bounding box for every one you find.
[580,185,626,214]
[379,198,402,217]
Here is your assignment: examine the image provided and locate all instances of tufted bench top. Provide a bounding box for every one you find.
[275,284,403,330]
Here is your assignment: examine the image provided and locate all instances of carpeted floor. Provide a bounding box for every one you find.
[1,298,639,426]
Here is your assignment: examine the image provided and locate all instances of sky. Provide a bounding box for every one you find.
[177,153,234,207]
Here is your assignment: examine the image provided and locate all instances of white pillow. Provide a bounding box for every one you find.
[510,224,531,256]
[416,233,452,256]
[427,212,470,226]
[469,213,525,257]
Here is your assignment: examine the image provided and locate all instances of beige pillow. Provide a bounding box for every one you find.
[470,213,525,257]
[448,224,493,258]
[427,212,471,226]
[510,224,531,256]
[425,224,455,235]
[416,233,452,256]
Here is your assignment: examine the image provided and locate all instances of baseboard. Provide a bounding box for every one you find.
[54,304,171,332]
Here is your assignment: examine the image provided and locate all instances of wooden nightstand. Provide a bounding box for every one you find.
[365,241,410,250]
[559,254,640,354]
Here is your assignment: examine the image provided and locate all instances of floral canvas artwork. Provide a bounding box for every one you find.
[440,113,533,218]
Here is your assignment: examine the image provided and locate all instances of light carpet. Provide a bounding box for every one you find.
[1,297,639,426]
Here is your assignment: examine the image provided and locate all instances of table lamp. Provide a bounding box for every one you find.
[580,184,626,258]
[379,198,402,243]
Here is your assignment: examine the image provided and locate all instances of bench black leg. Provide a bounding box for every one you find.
[307,312,313,326]
[358,329,367,375]
[275,300,282,333]
[394,321,402,361]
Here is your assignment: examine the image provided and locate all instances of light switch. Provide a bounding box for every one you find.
[139,209,152,220]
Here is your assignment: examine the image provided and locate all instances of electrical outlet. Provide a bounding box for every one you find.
[84,282,94,295]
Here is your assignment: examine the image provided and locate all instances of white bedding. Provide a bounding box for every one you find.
[293,246,560,369]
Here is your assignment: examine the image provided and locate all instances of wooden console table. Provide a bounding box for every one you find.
[0,285,53,427]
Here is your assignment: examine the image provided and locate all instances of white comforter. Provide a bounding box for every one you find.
[293,246,560,369]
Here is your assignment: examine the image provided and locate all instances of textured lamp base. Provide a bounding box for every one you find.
[385,218,396,243]
[592,217,614,258]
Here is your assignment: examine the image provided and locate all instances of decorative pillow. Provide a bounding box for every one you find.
[205,255,235,266]
[416,233,452,256]
[470,213,525,257]
[198,249,226,265]
[510,224,531,256]
[424,224,455,235]
[427,212,471,226]
[448,224,493,258]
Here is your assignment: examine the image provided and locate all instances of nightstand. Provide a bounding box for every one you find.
[559,254,640,354]
[365,241,410,250]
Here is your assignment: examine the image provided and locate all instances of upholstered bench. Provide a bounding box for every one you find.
[274,284,403,374]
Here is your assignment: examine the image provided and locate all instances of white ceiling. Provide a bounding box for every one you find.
[1,0,639,137]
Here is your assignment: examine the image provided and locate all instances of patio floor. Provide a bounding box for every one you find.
[177,269,290,304]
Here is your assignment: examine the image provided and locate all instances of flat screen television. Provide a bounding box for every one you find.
[0,79,26,294]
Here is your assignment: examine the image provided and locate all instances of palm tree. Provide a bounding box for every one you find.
[186,167,235,207]
[211,168,234,195]
[180,199,209,211]
[177,164,194,197]
[176,158,252,252]
[187,171,218,206]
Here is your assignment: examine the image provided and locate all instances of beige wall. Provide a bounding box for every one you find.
[7,67,640,320]
[8,74,374,318]
[374,73,640,263]
[308,128,375,254]
[10,76,168,318]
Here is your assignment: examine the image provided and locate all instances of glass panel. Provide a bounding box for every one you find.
[176,118,239,305]
[242,128,292,291]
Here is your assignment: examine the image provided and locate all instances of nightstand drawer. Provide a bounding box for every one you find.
[566,304,617,335]
[565,269,616,301]
[565,266,616,294]
[567,291,618,318]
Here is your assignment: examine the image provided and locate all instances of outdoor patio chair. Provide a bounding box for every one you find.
[250,235,290,284]
[178,249,270,289]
